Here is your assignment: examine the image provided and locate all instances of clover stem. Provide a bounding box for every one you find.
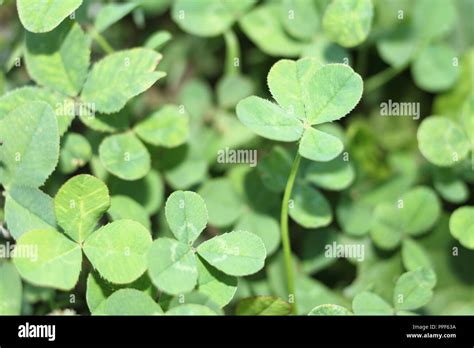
[281,151,302,315]
[364,64,407,94]
[224,30,240,76]
[89,27,115,54]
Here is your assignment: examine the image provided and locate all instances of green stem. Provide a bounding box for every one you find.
[224,30,240,76]
[89,27,115,54]
[280,151,302,315]
[364,64,407,94]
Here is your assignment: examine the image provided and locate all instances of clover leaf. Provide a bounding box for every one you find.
[17,0,83,33]
[352,291,393,315]
[24,21,90,96]
[236,296,292,315]
[93,289,163,315]
[308,304,352,316]
[81,48,166,114]
[449,206,474,249]
[0,262,23,315]
[322,0,374,48]
[0,101,59,189]
[393,268,436,311]
[147,190,266,301]
[13,229,83,290]
[54,174,110,243]
[5,186,57,239]
[417,116,471,167]
[370,186,441,250]
[13,175,153,290]
[314,268,437,315]
[172,0,255,37]
[237,60,362,163]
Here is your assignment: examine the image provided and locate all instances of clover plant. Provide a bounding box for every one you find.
[0,0,472,318]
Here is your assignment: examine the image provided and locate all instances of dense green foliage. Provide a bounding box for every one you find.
[0,0,472,316]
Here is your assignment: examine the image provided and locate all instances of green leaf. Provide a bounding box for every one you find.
[376,24,416,68]
[399,186,441,236]
[0,86,75,136]
[93,289,162,315]
[196,257,237,308]
[162,144,209,190]
[86,272,152,313]
[197,230,266,276]
[147,238,198,295]
[336,196,372,237]
[299,127,344,162]
[402,239,432,271]
[54,174,110,243]
[257,145,292,193]
[5,186,56,240]
[25,21,90,96]
[0,101,59,188]
[393,268,436,311]
[217,75,254,109]
[167,291,223,315]
[308,304,352,315]
[289,183,332,229]
[412,44,460,92]
[108,169,164,215]
[304,154,355,191]
[280,0,320,41]
[172,0,255,37]
[198,178,243,228]
[302,37,350,65]
[300,227,339,274]
[412,0,456,40]
[94,2,137,33]
[449,206,474,249]
[79,110,130,134]
[236,296,291,315]
[108,195,151,230]
[166,304,217,315]
[0,262,23,315]
[352,291,393,315]
[240,4,305,57]
[322,0,374,47]
[417,116,470,167]
[59,133,92,174]
[135,105,189,148]
[267,58,322,121]
[83,220,152,284]
[234,211,280,256]
[99,133,151,180]
[145,30,172,50]
[370,186,441,249]
[236,96,304,142]
[17,0,83,33]
[433,168,469,204]
[81,48,165,114]
[370,203,403,250]
[304,64,363,125]
[165,190,208,245]
[13,229,82,290]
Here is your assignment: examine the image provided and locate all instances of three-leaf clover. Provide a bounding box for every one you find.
[13,174,152,290]
[370,186,441,271]
[309,267,437,315]
[147,190,267,307]
[237,58,363,163]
